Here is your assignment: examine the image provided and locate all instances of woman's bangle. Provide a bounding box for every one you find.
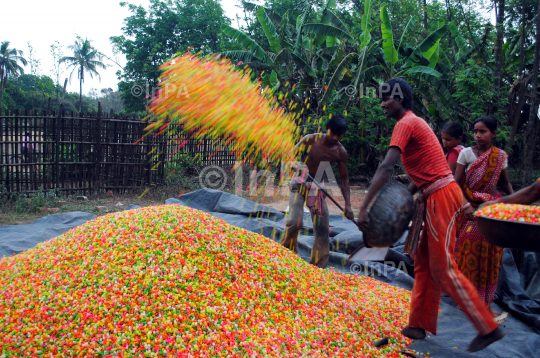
[462,202,471,210]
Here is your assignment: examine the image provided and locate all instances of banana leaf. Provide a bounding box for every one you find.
[321,8,351,34]
[398,16,417,52]
[416,23,448,54]
[360,0,373,49]
[274,48,293,63]
[380,7,398,65]
[302,23,355,42]
[403,66,442,78]
[257,7,282,53]
[221,24,274,65]
[320,52,356,105]
[222,50,255,63]
[448,23,468,56]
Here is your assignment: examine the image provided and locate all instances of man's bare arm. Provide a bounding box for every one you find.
[289,135,312,171]
[496,180,540,205]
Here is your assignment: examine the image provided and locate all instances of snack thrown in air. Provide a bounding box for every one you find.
[146,53,300,165]
[0,205,412,357]
[476,203,540,224]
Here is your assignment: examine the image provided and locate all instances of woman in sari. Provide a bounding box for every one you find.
[454,116,513,315]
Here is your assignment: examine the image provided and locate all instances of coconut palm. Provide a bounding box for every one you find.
[0,41,28,113]
[60,37,106,113]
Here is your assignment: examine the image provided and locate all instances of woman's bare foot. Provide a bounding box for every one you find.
[466,327,506,352]
[401,326,426,340]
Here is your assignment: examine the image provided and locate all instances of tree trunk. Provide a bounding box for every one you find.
[79,77,83,113]
[445,0,453,52]
[506,75,528,152]
[0,80,4,115]
[521,0,540,185]
[507,0,529,153]
[493,0,506,98]
[518,0,526,75]
[422,0,428,32]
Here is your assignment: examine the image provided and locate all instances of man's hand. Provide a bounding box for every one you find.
[356,208,370,233]
[297,163,309,177]
[289,162,308,176]
[463,204,476,221]
[344,206,354,221]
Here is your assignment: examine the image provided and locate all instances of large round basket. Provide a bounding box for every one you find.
[363,181,414,248]
[476,216,540,251]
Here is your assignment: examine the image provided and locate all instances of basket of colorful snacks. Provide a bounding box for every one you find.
[476,203,540,251]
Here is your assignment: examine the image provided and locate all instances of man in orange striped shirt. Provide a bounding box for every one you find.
[356,79,504,352]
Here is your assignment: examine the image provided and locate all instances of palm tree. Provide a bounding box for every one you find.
[0,41,28,114]
[60,37,106,113]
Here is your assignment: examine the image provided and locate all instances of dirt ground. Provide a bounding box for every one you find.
[0,186,368,226]
[0,194,164,226]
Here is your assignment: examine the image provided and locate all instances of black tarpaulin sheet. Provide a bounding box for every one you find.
[1,189,539,357]
[0,211,97,258]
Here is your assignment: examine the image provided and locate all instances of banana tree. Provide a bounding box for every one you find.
[221,0,351,116]
[300,0,383,108]
[374,7,472,126]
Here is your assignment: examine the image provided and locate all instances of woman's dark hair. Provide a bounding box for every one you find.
[326,114,347,136]
[379,78,413,110]
[442,122,467,143]
[474,116,498,132]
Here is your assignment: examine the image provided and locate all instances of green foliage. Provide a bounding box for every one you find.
[8,191,60,214]
[1,74,98,113]
[165,152,204,190]
[227,1,528,176]
[453,59,496,119]
[0,41,28,113]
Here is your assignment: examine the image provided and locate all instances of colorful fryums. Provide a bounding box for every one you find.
[145,53,300,166]
[1,205,412,357]
[476,203,540,224]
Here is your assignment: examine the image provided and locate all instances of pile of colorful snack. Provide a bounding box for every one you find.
[0,205,412,357]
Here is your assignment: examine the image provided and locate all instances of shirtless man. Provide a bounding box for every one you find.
[280,114,354,268]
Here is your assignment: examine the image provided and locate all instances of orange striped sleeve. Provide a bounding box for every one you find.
[389,121,413,153]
